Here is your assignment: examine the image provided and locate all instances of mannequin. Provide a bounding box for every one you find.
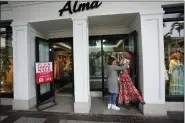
[118,52,145,105]
[169,52,184,95]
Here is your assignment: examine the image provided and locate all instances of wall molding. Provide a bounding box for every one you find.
[47,26,129,39]
[1,1,50,11]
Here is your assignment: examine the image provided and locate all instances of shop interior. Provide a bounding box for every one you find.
[0,21,13,98]
[51,39,74,95]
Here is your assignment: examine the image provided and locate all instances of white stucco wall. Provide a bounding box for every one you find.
[1,2,178,23]
[1,9,13,20]
[12,23,46,110]
[128,14,144,94]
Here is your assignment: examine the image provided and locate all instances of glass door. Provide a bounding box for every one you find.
[123,31,138,88]
[89,34,137,97]
[89,38,103,92]
[35,37,55,105]
[102,35,125,97]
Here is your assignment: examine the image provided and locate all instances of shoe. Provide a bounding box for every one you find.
[107,104,112,109]
[140,101,146,105]
[111,105,120,110]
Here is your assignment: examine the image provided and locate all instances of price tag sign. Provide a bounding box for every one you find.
[35,62,53,84]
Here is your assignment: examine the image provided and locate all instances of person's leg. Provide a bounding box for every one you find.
[111,93,117,104]
[111,93,120,110]
[107,93,112,109]
[109,93,112,104]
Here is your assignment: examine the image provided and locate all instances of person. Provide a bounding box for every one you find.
[118,53,145,105]
[107,56,129,110]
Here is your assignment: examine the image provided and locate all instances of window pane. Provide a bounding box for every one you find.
[0,34,13,94]
[163,13,182,19]
[89,39,102,91]
[164,21,184,96]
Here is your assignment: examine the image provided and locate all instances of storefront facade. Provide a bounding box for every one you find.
[0,1,184,116]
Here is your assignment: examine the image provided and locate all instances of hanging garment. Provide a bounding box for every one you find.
[6,64,13,83]
[59,61,65,80]
[54,62,57,79]
[164,64,169,81]
[169,60,184,95]
[54,62,60,80]
[118,69,144,104]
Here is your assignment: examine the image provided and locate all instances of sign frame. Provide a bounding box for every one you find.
[34,61,56,111]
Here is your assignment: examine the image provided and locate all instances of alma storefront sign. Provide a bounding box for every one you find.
[59,0,102,16]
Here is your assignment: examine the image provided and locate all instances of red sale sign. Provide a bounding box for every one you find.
[35,62,53,84]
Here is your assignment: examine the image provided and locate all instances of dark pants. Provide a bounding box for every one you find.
[109,93,117,104]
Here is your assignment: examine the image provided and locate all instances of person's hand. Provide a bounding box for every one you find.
[127,59,130,64]
[123,59,127,64]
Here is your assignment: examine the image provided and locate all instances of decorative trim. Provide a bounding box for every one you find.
[139,103,167,116]
[140,11,164,16]
[166,102,184,111]
[1,2,50,11]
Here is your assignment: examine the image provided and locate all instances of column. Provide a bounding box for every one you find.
[12,23,36,110]
[72,17,91,113]
[140,13,167,116]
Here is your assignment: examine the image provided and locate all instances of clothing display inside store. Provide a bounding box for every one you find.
[52,41,73,94]
[0,20,13,96]
[163,19,184,98]
[168,52,184,95]
[0,54,13,94]
[54,52,72,80]
[164,36,184,96]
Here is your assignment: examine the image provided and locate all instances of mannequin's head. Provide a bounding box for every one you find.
[170,52,181,60]
[58,55,62,60]
[123,52,131,60]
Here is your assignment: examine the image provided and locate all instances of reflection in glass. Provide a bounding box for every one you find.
[39,42,50,95]
[164,21,184,96]
[89,40,102,91]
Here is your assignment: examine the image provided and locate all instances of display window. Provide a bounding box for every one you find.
[0,22,13,97]
[163,9,184,101]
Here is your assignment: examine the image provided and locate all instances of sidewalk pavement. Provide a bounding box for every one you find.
[0,106,184,123]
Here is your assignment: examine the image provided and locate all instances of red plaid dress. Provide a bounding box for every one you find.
[118,69,144,104]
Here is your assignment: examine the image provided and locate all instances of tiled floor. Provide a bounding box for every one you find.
[14,117,46,123]
[90,97,141,115]
[0,116,8,122]
[0,105,184,123]
[31,95,141,115]
[59,120,118,123]
[43,95,74,113]
[0,97,183,123]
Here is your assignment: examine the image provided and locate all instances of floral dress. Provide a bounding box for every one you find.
[169,59,184,95]
[118,69,144,104]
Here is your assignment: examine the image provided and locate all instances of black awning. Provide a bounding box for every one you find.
[0,1,8,5]
[162,3,184,22]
